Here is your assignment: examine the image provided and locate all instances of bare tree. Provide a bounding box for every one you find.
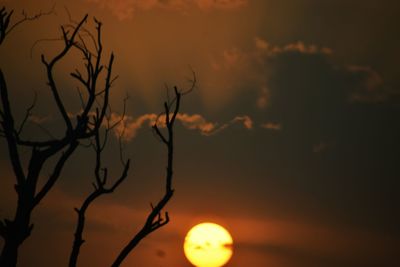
[0,9,114,266]
[0,6,189,267]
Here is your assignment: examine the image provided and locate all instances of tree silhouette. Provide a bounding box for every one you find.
[0,6,190,267]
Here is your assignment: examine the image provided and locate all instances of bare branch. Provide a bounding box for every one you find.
[152,124,168,145]
[170,86,181,125]
[41,14,88,134]
[111,88,182,267]
[17,92,37,135]
[33,121,57,140]
[71,69,88,88]
[182,67,197,96]
[152,70,195,138]
[64,6,99,53]
[76,87,86,109]
[30,37,62,59]
[6,5,55,36]
[0,7,13,45]
[33,141,79,207]
[96,53,114,125]
[1,5,55,46]
[69,125,130,267]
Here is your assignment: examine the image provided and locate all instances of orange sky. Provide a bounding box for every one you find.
[1,0,399,266]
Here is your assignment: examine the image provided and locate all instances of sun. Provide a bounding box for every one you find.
[184,222,233,267]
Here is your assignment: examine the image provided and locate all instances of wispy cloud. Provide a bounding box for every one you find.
[232,115,253,129]
[261,122,282,131]
[86,0,247,20]
[110,113,253,141]
[176,113,217,135]
[109,113,157,141]
[254,37,333,56]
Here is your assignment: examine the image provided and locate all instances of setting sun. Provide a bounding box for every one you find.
[184,222,233,267]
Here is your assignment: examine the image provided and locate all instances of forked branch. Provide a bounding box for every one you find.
[69,125,130,267]
[0,5,54,45]
[110,87,182,267]
[41,15,88,133]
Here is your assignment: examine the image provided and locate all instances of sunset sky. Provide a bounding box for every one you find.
[1,0,399,266]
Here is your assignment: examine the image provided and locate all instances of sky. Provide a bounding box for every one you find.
[1,0,399,266]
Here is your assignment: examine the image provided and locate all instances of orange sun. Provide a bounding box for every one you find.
[183,222,233,267]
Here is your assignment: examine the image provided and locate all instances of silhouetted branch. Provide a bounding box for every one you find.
[182,67,197,96]
[33,121,57,140]
[153,70,196,139]
[69,122,130,267]
[17,92,37,135]
[33,141,79,207]
[33,15,117,205]
[0,5,55,45]
[41,15,88,133]
[0,7,13,45]
[153,125,168,145]
[69,160,130,267]
[111,88,182,267]
[16,16,115,148]
[7,6,55,36]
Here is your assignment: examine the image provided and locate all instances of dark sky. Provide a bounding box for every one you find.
[1,0,399,266]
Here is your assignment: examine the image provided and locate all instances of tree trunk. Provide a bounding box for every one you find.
[0,194,33,267]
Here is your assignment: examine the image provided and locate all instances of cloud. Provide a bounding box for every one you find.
[215,39,332,71]
[208,38,335,109]
[86,0,247,20]
[210,36,395,114]
[109,112,157,141]
[346,65,389,102]
[110,112,253,141]
[232,115,253,129]
[254,37,333,56]
[202,115,253,135]
[215,38,333,73]
[261,122,281,131]
[176,113,217,135]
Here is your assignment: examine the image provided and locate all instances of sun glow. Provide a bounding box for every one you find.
[184,222,233,267]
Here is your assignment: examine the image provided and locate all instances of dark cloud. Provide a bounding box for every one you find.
[247,49,400,229]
